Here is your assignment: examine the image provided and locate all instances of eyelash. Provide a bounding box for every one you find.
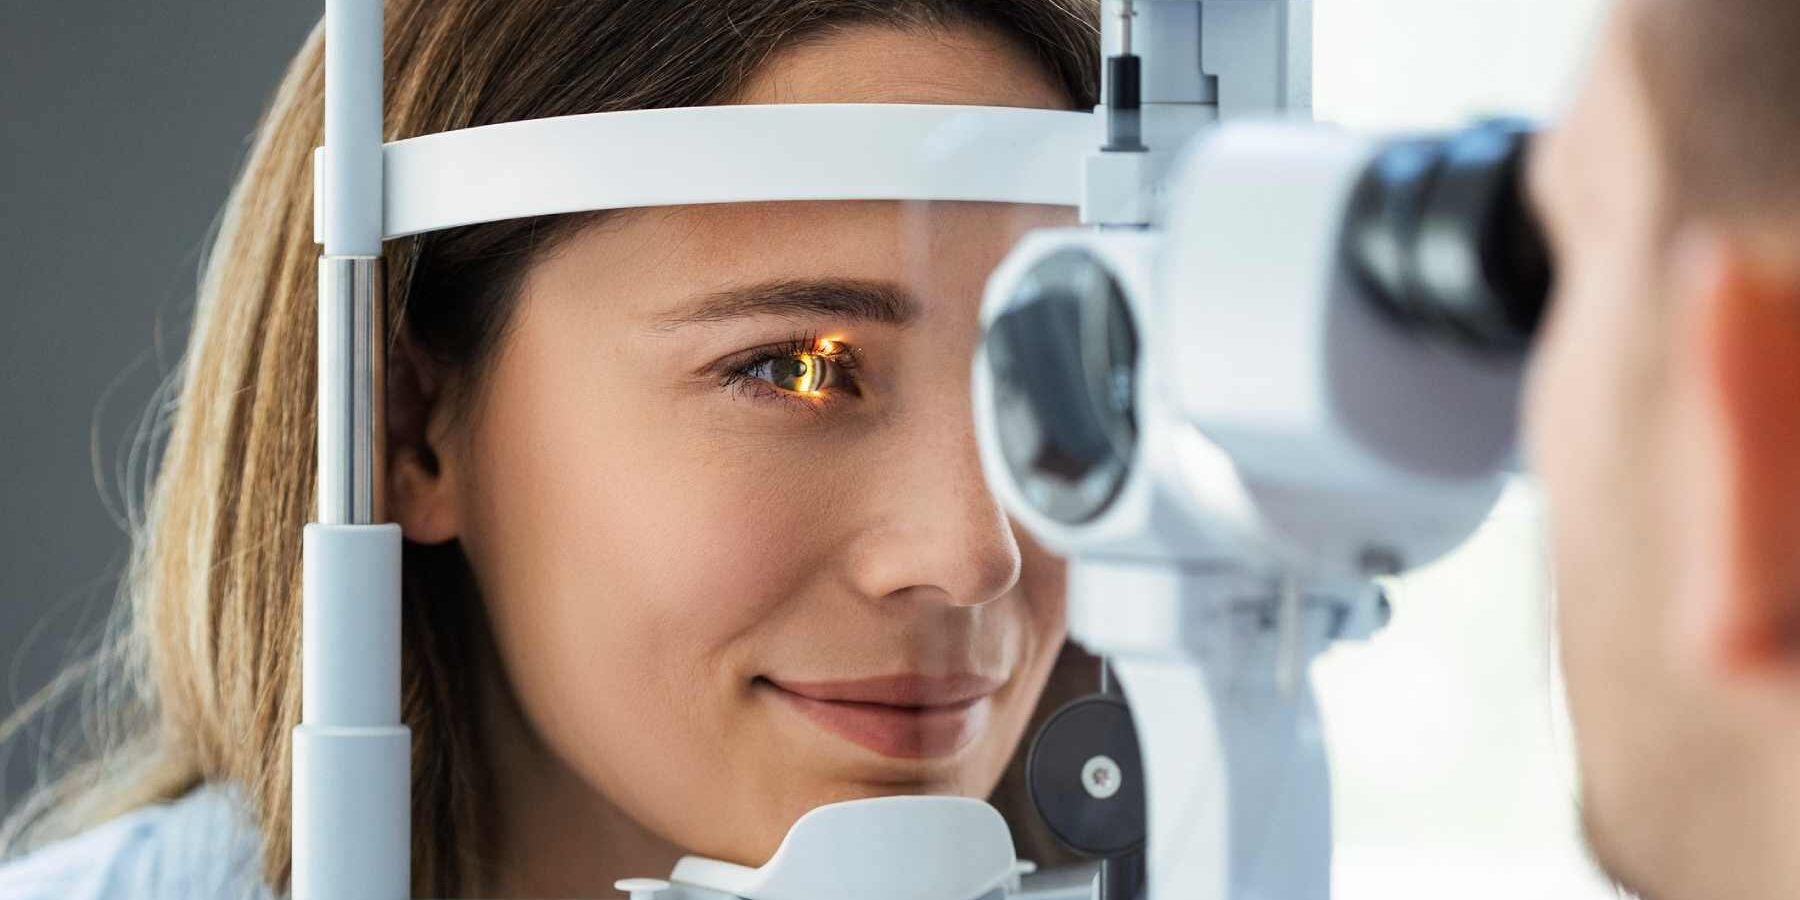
[717,333,864,410]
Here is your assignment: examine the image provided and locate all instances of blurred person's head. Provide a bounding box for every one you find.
[1526,1,1800,898]
[0,2,1100,896]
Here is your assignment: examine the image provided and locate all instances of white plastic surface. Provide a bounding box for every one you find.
[293,523,408,900]
[1202,0,1314,119]
[974,228,1274,574]
[292,724,411,900]
[1086,563,1339,900]
[302,524,402,726]
[668,796,1016,900]
[1159,123,1515,576]
[312,104,1097,242]
[322,0,383,255]
[1083,149,1164,225]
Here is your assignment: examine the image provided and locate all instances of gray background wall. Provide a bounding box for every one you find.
[1,2,320,813]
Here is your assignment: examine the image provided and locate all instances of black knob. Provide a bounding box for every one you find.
[1026,693,1147,858]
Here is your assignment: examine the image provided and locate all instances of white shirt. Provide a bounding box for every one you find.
[0,783,275,899]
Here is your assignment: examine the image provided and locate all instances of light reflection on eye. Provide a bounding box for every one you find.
[724,336,861,405]
[766,352,827,393]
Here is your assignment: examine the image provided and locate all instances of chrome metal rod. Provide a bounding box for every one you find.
[317,256,386,525]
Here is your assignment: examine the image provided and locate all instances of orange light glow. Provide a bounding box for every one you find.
[788,337,847,398]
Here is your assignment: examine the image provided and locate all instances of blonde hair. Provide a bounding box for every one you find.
[1,2,1100,896]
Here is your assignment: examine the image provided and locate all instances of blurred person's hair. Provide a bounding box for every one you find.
[1635,0,1800,219]
[0,2,1100,895]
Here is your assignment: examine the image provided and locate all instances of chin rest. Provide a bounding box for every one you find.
[616,795,1020,900]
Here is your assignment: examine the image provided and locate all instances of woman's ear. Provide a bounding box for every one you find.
[1674,223,1800,680]
[386,331,464,545]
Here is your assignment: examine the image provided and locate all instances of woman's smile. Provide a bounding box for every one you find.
[759,673,1005,759]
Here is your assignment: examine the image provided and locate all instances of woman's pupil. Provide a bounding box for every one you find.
[774,356,812,390]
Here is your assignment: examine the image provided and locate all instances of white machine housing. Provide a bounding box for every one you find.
[993,125,1519,579]
[973,106,1524,900]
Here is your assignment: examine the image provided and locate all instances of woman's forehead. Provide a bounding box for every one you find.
[735,23,1072,110]
[527,200,1071,324]
[514,18,1081,327]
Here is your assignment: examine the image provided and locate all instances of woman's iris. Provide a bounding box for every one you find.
[769,354,825,393]
[726,337,855,403]
[763,339,845,395]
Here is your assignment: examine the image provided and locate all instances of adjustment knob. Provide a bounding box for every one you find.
[1026,694,1146,857]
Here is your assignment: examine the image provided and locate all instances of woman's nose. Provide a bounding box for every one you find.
[842,400,1022,609]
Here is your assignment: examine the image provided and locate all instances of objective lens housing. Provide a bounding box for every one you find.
[983,248,1140,525]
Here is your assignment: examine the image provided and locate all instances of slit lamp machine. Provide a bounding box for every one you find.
[298,0,1551,897]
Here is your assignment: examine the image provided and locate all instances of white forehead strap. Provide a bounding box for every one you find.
[312,103,1097,242]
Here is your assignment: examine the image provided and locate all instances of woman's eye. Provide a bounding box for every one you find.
[726,338,861,403]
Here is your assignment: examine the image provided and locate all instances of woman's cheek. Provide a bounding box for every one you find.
[473,398,784,709]
[993,538,1069,733]
[1016,530,1069,637]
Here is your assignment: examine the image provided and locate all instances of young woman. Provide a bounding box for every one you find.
[0,1,1100,896]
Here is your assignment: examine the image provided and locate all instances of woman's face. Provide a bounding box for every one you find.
[403,26,1076,865]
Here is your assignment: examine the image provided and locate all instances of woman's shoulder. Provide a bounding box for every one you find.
[0,782,275,900]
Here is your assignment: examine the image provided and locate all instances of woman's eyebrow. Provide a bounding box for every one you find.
[650,278,920,331]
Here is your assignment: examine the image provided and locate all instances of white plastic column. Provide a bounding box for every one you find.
[1078,6,1330,899]
[1067,560,1338,900]
[1085,0,1312,225]
[293,524,409,900]
[296,0,410,897]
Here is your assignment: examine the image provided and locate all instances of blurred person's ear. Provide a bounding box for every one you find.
[387,332,465,545]
[1672,223,1800,691]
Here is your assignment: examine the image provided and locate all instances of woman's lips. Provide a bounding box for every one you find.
[762,674,1003,760]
